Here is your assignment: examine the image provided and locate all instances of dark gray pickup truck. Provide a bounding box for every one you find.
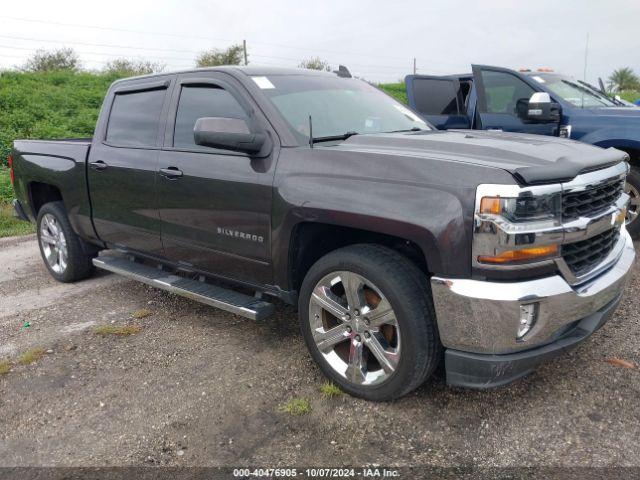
[9,66,635,400]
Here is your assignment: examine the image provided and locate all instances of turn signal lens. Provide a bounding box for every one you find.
[480,196,502,215]
[478,244,558,264]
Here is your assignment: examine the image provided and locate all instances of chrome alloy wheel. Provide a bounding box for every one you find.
[625,181,640,225]
[39,213,68,274]
[309,271,401,386]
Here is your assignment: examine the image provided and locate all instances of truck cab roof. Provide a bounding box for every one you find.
[111,65,339,86]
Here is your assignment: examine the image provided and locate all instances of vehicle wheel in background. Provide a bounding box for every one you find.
[298,244,442,401]
[37,201,96,283]
[625,165,640,238]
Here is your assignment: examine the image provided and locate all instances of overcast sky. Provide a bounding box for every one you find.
[1,0,638,84]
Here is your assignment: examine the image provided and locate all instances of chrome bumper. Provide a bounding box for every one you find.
[431,229,635,355]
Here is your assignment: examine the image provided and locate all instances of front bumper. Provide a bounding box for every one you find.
[431,228,635,387]
[444,294,621,388]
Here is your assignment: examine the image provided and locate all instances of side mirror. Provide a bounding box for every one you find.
[516,92,560,123]
[194,117,266,154]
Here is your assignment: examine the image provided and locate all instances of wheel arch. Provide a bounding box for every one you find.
[284,219,438,295]
[28,181,64,218]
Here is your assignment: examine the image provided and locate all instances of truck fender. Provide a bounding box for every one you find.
[578,127,640,157]
[272,176,470,289]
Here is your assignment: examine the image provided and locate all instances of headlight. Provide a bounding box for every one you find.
[479,193,561,223]
[474,185,563,267]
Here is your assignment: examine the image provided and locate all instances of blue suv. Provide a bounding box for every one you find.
[406,65,640,236]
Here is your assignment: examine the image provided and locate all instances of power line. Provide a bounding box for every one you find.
[0,14,463,67]
[0,43,198,63]
[0,15,236,44]
[0,34,207,55]
[0,37,428,73]
[0,53,405,79]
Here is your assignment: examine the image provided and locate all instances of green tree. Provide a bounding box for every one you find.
[23,48,80,72]
[298,57,331,71]
[103,59,165,77]
[608,67,639,92]
[196,45,245,67]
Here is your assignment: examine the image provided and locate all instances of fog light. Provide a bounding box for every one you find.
[517,303,538,340]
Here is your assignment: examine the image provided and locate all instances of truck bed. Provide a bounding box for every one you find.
[12,138,95,241]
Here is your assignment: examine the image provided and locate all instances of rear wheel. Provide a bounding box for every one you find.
[625,165,640,238]
[298,244,442,401]
[37,201,96,283]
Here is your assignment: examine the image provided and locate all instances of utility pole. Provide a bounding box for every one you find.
[583,33,589,81]
[413,57,416,75]
[243,39,248,66]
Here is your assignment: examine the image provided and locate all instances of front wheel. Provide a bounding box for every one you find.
[625,166,640,238]
[298,244,442,401]
[37,201,96,283]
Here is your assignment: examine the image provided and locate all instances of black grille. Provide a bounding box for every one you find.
[562,179,624,219]
[562,228,620,277]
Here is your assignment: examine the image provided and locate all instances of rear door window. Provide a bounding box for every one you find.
[411,78,462,115]
[106,88,166,146]
[173,85,247,149]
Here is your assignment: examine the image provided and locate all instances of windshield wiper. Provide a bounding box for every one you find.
[384,127,425,133]
[308,115,359,147]
[310,131,359,146]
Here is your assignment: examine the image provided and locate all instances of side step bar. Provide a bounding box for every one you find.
[93,256,275,321]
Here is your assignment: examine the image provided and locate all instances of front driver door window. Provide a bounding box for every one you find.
[472,66,558,136]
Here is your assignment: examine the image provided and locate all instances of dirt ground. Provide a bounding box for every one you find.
[1,234,639,469]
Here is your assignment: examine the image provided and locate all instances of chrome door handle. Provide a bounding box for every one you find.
[159,167,183,179]
[90,160,108,171]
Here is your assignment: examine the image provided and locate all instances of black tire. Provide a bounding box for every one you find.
[36,201,96,283]
[625,165,640,239]
[298,244,442,401]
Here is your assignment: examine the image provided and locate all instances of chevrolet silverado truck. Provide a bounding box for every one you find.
[405,65,640,236]
[9,66,635,401]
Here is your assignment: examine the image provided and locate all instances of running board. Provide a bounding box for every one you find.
[93,256,275,321]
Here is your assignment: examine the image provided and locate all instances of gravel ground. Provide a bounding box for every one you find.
[0,235,639,469]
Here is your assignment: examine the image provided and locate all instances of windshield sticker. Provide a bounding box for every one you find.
[532,75,545,83]
[252,76,275,89]
[393,104,425,123]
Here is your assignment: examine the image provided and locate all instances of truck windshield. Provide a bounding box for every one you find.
[531,74,617,108]
[255,74,430,142]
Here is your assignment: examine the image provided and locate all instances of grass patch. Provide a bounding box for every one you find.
[0,167,12,203]
[94,325,142,336]
[132,308,153,319]
[18,347,45,365]
[0,70,125,167]
[0,360,12,375]
[379,82,407,105]
[618,90,640,103]
[0,168,35,238]
[279,397,312,416]
[320,381,343,399]
[0,201,35,238]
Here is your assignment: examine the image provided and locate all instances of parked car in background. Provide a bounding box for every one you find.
[9,66,635,400]
[405,65,640,236]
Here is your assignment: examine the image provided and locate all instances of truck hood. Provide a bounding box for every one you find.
[582,106,640,118]
[576,107,640,119]
[330,129,626,185]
